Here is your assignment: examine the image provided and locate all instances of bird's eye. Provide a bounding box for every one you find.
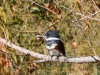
[45,33,48,36]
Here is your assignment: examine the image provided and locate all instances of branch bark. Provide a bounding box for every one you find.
[0,37,100,63]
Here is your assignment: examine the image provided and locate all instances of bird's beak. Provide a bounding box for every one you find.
[36,35,46,38]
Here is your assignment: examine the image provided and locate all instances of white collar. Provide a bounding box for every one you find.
[46,37,60,41]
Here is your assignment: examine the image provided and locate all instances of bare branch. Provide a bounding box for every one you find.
[59,5,100,22]
[75,13,100,22]
[91,0,100,11]
[32,56,100,63]
[0,37,100,63]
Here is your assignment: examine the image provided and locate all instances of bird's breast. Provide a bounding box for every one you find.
[46,40,58,50]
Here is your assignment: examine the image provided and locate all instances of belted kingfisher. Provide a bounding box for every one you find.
[36,30,66,57]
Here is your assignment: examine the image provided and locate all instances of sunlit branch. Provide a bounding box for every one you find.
[0,37,100,63]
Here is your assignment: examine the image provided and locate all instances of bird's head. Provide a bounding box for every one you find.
[36,30,60,40]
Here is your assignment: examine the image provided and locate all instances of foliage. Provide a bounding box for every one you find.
[0,0,100,75]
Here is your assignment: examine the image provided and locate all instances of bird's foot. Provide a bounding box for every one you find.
[51,56,59,62]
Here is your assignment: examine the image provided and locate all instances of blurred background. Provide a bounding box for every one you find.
[0,0,100,75]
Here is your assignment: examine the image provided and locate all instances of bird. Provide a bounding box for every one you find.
[36,30,66,57]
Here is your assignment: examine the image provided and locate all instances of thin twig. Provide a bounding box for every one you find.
[91,0,100,11]
[75,13,100,21]
[0,21,7,39]
[91,10,100,16]
[32,59,46,63]
[59,5,100,22]
[73,16,97,56]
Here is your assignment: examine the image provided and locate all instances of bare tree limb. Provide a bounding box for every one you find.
[59,5,100,22]
[75,13,100,22]
[0,37,100,63]
[91,0,100,11]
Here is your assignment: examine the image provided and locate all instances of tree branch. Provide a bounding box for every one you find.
[0,37,100,63]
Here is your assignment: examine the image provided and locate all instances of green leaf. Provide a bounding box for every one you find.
[11,54,18,64]
[0,7,7,23]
